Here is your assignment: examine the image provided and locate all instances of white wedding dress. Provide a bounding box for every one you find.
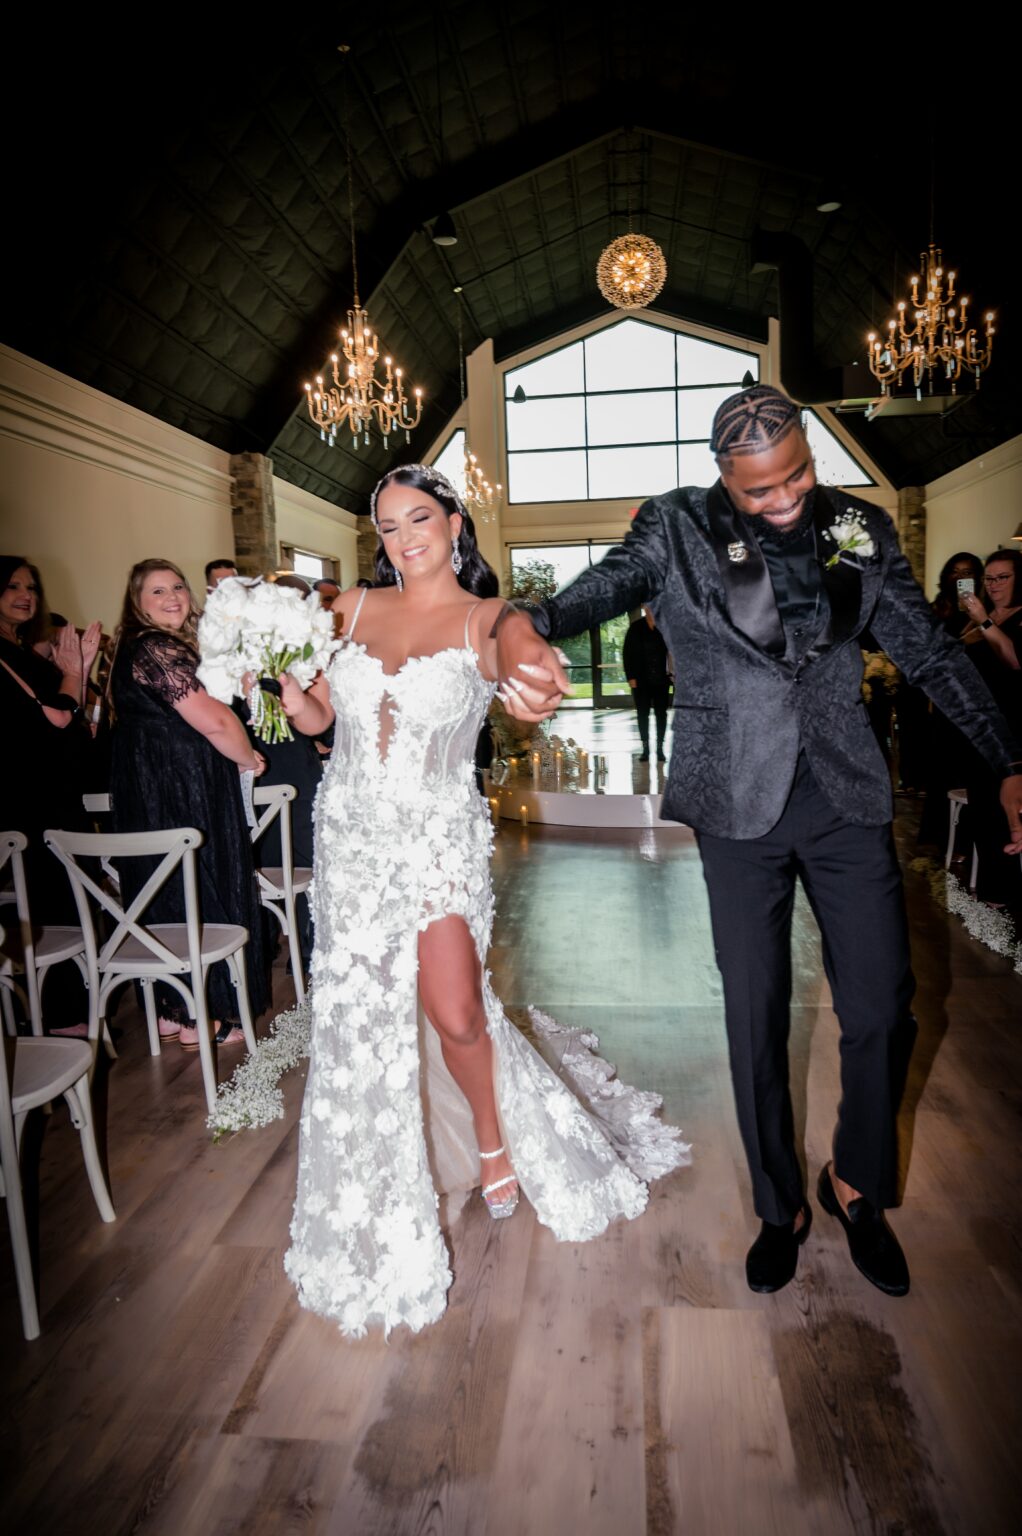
[284,594,690,1337]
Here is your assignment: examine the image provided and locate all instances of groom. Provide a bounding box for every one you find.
[497,384,1022,1297]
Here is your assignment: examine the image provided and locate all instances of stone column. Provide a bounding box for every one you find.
[897,486,926,588]
[229,452,277,576]
[357,516,378,584]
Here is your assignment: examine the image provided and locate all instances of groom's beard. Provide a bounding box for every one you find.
[743,488,816,548]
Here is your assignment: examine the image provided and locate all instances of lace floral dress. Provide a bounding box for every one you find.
[109,631,270,1023]
[284,597,690,1337]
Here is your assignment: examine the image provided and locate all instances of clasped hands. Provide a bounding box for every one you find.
[52,619,103,679]
[494,612,571,722]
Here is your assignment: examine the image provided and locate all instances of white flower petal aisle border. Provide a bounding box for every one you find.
[909,856,1022,975]
[208,1002,311,1140]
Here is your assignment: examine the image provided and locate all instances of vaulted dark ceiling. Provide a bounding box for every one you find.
[4,12,1017,510]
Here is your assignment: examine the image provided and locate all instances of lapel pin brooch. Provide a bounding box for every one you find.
[727,541,749,564]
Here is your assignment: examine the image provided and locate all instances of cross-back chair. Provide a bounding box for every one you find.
[0,831,88,1039]
[250,784,311,1004]
[44,826,256,1113]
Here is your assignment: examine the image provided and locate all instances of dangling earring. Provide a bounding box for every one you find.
[395,569,404,592]
[451,539,463,577]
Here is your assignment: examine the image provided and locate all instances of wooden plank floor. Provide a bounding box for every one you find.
[2,810,1020,1535]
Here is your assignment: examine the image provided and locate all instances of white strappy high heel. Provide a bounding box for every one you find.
[480,1145,519,1220]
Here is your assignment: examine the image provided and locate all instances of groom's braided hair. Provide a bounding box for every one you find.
[710,385,801,460]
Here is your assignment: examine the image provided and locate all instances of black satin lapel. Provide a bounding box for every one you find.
[706,481,786,657]
[813,489,863,648]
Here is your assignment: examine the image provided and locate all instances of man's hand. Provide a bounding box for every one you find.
[494,611,571,722]
[1001,774,1022,854]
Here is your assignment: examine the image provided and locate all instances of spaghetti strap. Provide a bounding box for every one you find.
[463,601,481,653]
[346,586,369,640]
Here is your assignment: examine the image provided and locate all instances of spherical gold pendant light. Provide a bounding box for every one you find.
[596,233,667,310]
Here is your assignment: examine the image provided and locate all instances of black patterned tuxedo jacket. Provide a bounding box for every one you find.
[534,483,1018,840]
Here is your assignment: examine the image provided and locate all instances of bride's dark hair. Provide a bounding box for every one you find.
[371,465,498,598]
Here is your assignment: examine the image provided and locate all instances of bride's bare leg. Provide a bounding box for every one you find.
[418,915,517,1200]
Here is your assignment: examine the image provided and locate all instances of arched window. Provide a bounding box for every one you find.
[503,318,761,503]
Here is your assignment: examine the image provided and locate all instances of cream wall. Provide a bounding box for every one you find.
[0,344,233,631]
[274,478,360,588]
[924,434,1022,598]
[0,343,359,630]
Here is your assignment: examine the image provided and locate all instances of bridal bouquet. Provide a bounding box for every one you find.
[197,577,339,742]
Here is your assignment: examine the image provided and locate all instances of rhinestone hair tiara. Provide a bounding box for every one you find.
[369,464,467,530]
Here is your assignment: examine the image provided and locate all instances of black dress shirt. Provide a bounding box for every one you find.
[754,522,829,661]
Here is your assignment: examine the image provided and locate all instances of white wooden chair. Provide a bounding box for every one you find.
[0,832,88,1039]
[82,793,119,891]
[1,940,115,1341]
[945,789,979,889]
[251,784,311,1004]
[44,826,257,1113]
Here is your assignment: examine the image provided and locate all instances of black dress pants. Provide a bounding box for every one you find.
[633,683,669,755]
[697,754,916,1224]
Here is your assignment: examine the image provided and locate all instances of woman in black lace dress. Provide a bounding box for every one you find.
[0,555,102,1033]
[109,558,270,1048]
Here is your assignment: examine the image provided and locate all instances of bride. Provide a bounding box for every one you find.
[276,463,689,1337]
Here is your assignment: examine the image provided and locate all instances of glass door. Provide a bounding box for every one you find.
[593,613,632,707]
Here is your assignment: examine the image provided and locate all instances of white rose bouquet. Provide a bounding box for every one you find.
[197,577,339,742]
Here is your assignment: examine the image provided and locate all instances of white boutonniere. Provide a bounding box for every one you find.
[823,509,876,569]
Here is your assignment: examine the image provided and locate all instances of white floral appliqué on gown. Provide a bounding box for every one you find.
[284,613,690,1337]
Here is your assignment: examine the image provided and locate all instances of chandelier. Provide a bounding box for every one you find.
[596,232,667,310]
[463,445,501,521]
[303,47,423,450]
[454,292,501,522]
[867,244,995,399]
[304,303,423,451]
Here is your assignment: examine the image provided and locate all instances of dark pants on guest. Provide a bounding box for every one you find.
[697,754,916,1224]
[633,683,669,756]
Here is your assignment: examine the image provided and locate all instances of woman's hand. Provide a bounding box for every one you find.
[251,750,267,778]
[51,623,83,679]
[960,592,987,627]
[80,621,103,676]
[278,672,306,720]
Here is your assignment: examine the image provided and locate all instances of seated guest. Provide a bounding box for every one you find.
[205,557,238,592]
[109,558,270,1046]
[960,549,1022,906]
[0,556,101,1034]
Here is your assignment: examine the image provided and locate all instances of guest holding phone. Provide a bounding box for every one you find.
[959,549,1022,906]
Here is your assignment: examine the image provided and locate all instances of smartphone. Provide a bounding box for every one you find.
[956,578,975,596]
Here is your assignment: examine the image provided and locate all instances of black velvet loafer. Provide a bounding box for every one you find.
[817,1165,910,1297]
[745,1203,813,1293]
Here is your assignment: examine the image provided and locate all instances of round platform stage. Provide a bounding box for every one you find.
[485,708,693,833]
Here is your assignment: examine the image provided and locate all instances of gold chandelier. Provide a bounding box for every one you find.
[463,445,501,521]
[867,243,995,399]
[304,302,423,451]
[303,47,423,450]
[454,292,501,522]
[596,232,667,310]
